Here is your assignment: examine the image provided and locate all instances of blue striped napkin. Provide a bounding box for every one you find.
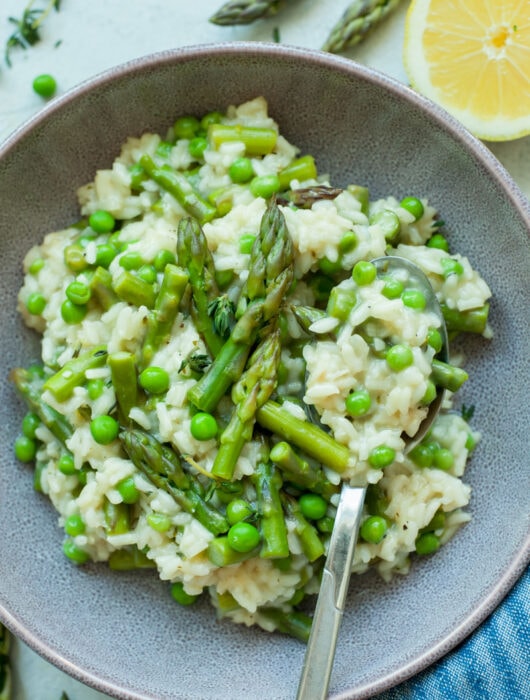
[375,566,530,699]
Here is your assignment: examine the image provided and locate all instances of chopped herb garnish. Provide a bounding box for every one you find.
[5,0,61,67]
[461,403,475,422]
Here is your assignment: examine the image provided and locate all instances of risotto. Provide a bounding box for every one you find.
[12,97,492,639]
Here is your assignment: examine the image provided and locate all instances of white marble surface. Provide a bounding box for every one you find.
[1,1,528,698]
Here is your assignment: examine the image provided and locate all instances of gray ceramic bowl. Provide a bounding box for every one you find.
[0,43,529,700]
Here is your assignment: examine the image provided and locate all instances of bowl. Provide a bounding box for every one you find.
[0,42,529,700]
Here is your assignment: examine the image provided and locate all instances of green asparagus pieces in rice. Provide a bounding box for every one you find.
[11,96,491,641]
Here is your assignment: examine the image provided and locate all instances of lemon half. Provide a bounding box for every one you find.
[404,0,530,141]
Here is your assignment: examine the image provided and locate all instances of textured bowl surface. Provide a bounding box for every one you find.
[0,43,529,700]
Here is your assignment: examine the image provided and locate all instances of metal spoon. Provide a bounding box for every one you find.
[296,256,449,700]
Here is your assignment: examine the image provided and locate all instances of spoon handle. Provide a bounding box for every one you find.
[296,484,366,700]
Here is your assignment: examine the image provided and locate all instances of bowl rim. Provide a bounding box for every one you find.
[1,41,529,700]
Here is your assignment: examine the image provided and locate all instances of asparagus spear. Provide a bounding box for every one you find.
[176,218,224,356]
[277,185,343,209]
[139,155,216,225]
[322,0,402,54]
[187,199,294,413]
[108,351,137,424]
[11,367,75,445]
[282,493,324,562]
[252,457,290,559]
[440,302,489,335]
[42,345,107,402]
[120,429,229,536]
[269,441,338,498]
[210,0,286,26]
[141,263,189,369]
[431,359,468,393]
[259,607,312,642]
[256,400,351,474]
[212,329,281,481]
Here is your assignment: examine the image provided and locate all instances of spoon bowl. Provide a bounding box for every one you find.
[297,256,449,700]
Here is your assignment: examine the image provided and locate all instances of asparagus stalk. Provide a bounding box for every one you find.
[187,199,294,413]
[431,359,468,393]
[277,185,343,209]
[256,400,351,474]
[11,367,75,445]
[259,607,312,643]
[113,270,157,308]
[141,263,189,369]
[322,0,402,54]
[120,429,229,536]
[252,458,290,559]
[210,0,285,25]
[440,302,489,335]
[212,329,281,480]
[282,493,324,562]
[108,547,156,570]
[104,499,131,536]
[290,304,328,334]
[42,345,107,402]
[89,266,118,310]
[176,218,224,356]
[208,124,278,156]
[269,441,338,498]
[139,155,216,225]
[108,351,137,424]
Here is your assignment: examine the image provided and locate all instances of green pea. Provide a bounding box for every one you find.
[415,532,440,555]
[86,378,105,400]
[155,140,173,158]
[229,157,254,184]
[117,476,140,504]
[239,233,256,254]
[153,249,176,271]
[427,233,450,252]
[95,243,118,268]
[89,210,115,234]
[90,415,119,445]
[227,521,260,553]
[200,111,224,130]
[64,514,85,536]
[29,257,45,274]
[338,231,358,254]
[188,136,208,161]
[147,512,172,532]
[215,269,234,289]
[401,288,426,310]
[119,251,143,271]
[190,412,218,441]
[32,73,57,98]
[427,327,443,353]
[421,380,437,405]
[345,389,371,417]
[465,433,477,451]
[441,258,464,277]
[137,264,158,284]
[299,493,327,520]
[352,260,377,286]
[61,299,87,324]
[14,434,37,462]
[386,344,414,371]
[170,581,200,606]
[26,292,46,315]
[22,412,40,439]
[360,515,388,544]
[174,115,200,140]
[316,516,335,533]
[425,510,446,532]
[65,280,91,306]
[368,445,396,469]
[57,453,76,475]
[226,499,253,525]
[433,447,454,471]
[249,174,281,199]
[62,539,89,565]
[139,366,170,394]
[408,443,434,468]
[381,276,404,299]
[400,196,424,221]
[327,287,356,321]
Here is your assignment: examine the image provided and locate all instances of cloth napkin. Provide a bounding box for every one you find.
[375,565,530,700]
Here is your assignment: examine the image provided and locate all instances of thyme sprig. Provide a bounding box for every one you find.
[5,0,61,67]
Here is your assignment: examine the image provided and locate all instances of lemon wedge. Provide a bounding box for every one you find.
[403,0,530,141]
